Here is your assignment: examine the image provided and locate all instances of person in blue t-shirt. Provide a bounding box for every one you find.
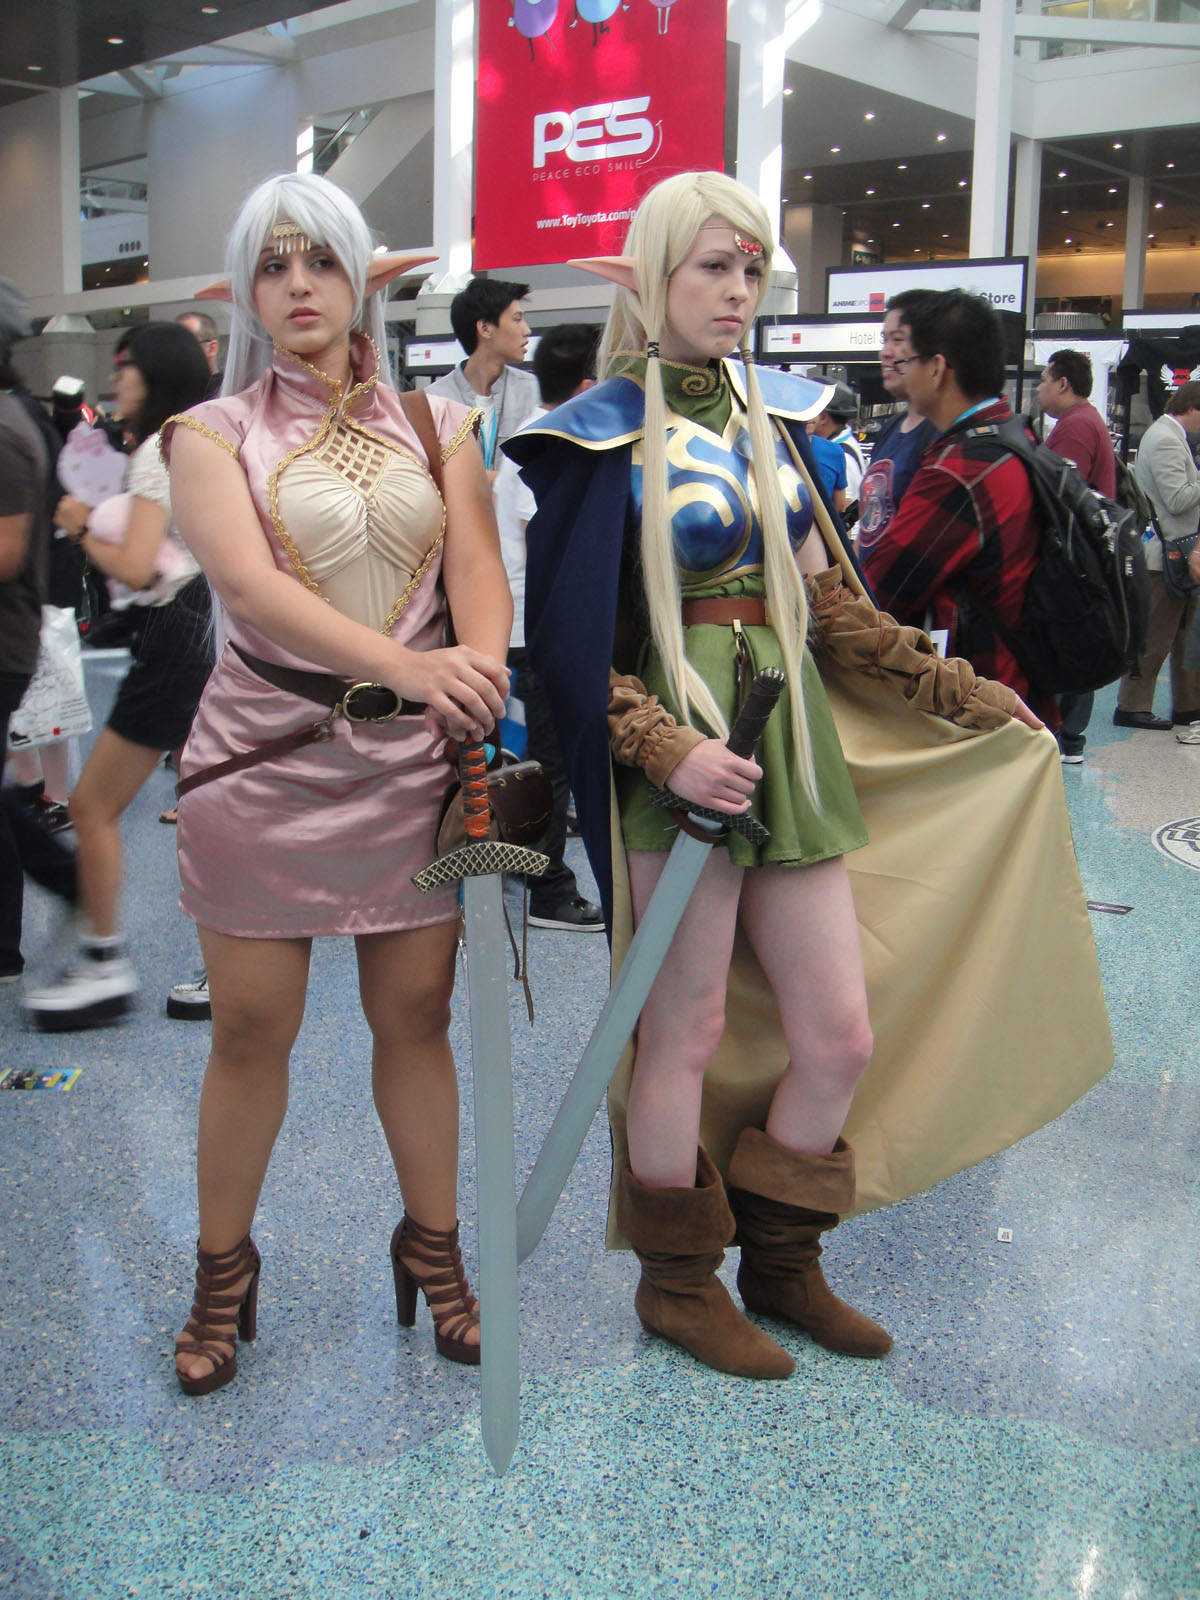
[856,291,937,559]
[805,423,848,512]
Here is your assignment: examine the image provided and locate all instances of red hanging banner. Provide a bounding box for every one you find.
[474,0,728,270]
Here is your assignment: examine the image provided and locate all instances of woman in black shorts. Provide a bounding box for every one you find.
[27,322,212,1029]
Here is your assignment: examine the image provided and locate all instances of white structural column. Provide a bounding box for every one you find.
[431,0,475,287]
[736,0,796,278]
[56,90,82,296]
[1124,175,1149,310]
[969,0,1017,259]
[1011,136,1041,316]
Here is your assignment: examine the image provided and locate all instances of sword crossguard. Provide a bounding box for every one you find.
[413,840,550,894]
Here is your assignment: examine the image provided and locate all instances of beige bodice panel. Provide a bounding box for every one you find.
[274,423,443,632]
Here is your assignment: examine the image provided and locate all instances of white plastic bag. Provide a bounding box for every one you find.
[7,606,93,749]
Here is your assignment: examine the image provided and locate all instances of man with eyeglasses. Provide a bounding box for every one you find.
[860,289,1054,726]
[855,290,937,558]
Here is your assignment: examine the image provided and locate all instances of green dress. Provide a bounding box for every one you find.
[612,356,868,867]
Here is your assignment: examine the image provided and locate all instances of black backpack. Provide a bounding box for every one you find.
[960,416,1150,695]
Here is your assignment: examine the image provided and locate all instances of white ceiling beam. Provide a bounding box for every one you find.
[905,10,1200,49]
[117,67,163,100]
[882,0,927,29]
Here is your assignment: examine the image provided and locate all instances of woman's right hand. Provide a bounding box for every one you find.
[395,644,510,743]
[666,738,761,814]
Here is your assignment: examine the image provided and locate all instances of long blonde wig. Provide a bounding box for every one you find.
[601,171,819,808]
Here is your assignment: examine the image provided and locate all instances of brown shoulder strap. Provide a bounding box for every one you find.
[399,388,445,498]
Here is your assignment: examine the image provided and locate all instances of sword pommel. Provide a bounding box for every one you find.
[726,666,786,760]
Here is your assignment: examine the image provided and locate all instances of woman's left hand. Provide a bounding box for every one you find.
[1010,696,1045,732]
[54,494,92,539]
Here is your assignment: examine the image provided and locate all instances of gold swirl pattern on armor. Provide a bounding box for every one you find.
[159,414,240,465]
[663,411,754,585]
[679,368,719,397]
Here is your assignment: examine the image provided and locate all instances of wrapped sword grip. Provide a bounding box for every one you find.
[725,667,786,760]
[459,741,492,841]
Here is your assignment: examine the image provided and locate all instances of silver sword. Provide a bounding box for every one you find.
[413,741,548,1475]
[515,667,787,1264]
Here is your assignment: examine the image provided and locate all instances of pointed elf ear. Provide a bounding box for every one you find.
[196,278,233,303]
[365,251,439,296]
[568,256,638,295]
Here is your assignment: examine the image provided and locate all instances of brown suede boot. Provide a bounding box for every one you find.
[617,1149,795,1380]
[727,1128,893,1358]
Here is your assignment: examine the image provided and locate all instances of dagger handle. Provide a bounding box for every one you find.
[459,741,492,841]
[725,667,786,760]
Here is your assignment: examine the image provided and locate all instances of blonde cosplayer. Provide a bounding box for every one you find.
[593,171,820,809]
[213,172,393,398]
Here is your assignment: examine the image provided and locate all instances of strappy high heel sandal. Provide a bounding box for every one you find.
[390,1215,480,1366]
[174,1234,262,1396]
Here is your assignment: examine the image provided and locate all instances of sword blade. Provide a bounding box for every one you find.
[515,818,721,1263]
[462,872,520,1475]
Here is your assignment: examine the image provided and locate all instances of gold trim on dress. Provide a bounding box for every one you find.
[270,337,381,416]
[160,414,240,464]
[441,407,483,462]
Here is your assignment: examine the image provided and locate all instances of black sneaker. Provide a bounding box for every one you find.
[166,970,211,1020]
[528,894,604,932]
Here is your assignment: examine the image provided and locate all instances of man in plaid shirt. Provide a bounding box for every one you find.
[861,291,1057,727]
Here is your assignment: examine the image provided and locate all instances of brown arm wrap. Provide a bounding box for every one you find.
[806,567,1018,730]
[608,668,707,786]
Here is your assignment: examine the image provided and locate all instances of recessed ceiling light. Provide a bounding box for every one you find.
[914,248,921,254]
[1113,141,1123,149]
[936,132,947,142]
[958,180,967,188]
[1106,220,1114,226]
[1108,186,1118,194]
[868,238,875,243]
[27,63,42,71]
[1065,237,1073,244]
[897,163,908,170]
[1058,170,1067,178]
[1148,232,1155,239]
[921,202,930,209]
[783,86,794,96]
[1061,209,1069,215]
[892,221,900,228]
[802,173,812,181]
[830,146,840,154]
[1166,161,1175,169]
[866,188,875,195]
[1155,201,1164,209]
[864,111,875,120]
[107,36,123,44]
[201,5,220,12]
[941,233,949,239]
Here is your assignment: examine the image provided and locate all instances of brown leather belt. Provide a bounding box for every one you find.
[681,598,768,626]
[176,645,425,799]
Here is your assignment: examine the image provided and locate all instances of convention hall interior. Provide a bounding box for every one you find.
[0,1,1197,1596]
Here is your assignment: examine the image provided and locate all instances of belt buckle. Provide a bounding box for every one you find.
[341,681,401,723]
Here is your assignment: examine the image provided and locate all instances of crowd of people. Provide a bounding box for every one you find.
[1,164,1192,1395]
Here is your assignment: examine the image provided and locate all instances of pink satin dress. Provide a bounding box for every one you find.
[161,338,480,938]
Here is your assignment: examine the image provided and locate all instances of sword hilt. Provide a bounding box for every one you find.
[725,666,786,760]
[648,667,787,845]
[459,740,491,841]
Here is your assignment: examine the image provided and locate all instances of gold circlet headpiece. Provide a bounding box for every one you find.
[271,221,315,256]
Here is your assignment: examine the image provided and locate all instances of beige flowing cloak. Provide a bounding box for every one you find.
[604,488,1113,1242]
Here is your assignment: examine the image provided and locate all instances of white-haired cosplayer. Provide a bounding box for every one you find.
[507,170,1112,1380]
[161,172,513,1393]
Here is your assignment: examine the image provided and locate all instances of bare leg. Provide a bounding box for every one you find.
[357,920,478,1350]
[356,922,461,1226]
[68,729,162,939]
[738,857,873,1155]
[175,927,311,1384]
[39,744,70,805]
[624,847,743,1188]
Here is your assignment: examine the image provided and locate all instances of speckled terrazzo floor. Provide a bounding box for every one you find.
[1,659,1197,1600]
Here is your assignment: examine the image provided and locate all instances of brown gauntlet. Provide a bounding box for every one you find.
[608,668,707,786]
[805,567,1018,731]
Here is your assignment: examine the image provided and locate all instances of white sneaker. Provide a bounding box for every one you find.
[1176,721,1200,745]
[24,948,139,1031]
[166,970,211,1021]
